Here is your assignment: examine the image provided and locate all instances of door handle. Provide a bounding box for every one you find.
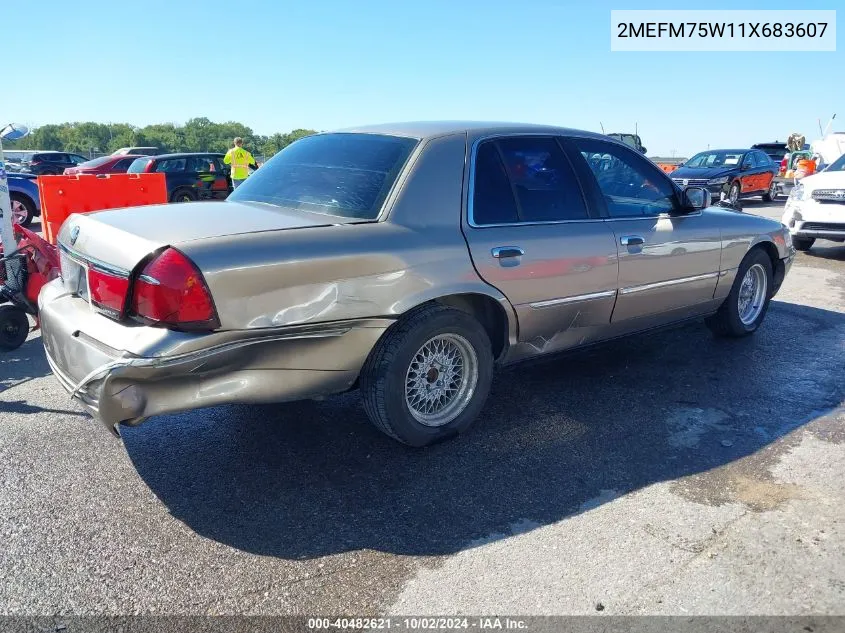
[620,235,645,246]
[491,246,524,258]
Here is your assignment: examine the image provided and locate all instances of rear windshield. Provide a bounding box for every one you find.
[228,133,418,219]
[79,156,114,168]
[127,158,152,173]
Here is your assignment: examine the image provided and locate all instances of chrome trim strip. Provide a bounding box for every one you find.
[58,243,131,278]
[529,289,617,309]
[620,272,719,295]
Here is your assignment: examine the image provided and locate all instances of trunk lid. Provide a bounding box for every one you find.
[59,200,342,271]
[57,200,344,317]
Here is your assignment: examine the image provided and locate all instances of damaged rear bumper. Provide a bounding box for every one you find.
[38,280,392,435]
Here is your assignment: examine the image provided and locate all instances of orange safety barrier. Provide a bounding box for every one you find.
[37,173,167,244]
[656,163,680,174]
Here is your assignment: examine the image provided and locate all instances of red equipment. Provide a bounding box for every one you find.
[0,224,60,351]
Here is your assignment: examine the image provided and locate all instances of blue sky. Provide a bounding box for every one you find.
[3,0,841,156]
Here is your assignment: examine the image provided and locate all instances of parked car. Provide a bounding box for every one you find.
[24,151,90,175]
[63,154,144,175]
[751,141,809,164]
[39,122,794,447]
[127,153,232,202]
[111,146,160,157]
[7,172,40,227]
[670,148,779,205]
[781,152,845,251]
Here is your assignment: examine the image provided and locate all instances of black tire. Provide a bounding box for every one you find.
[793,237,815,251]
[762,179,777,202]
[170,188,196,203]
[9,193,35,228]
[0,305,30,352]
[706,248,774,338]
[728,181,741,205]
[360,304,494,447]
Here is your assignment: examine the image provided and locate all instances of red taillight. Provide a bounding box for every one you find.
[144,160,155,173]
[88,268,130,318]
[130,248,218,330]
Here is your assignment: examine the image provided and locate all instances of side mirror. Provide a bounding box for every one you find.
[683,186,711,210]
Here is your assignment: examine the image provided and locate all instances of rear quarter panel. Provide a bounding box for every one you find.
[178,133,516,335]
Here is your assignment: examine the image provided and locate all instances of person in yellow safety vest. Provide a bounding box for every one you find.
[223,137,258,189]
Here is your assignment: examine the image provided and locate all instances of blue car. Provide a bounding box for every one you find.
[7,173,40,227]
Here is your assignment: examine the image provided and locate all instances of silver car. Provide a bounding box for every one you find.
[39,122,794,446]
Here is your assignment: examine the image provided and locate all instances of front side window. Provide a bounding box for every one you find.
[472,136,588,225]
[741,153,754,169]
[573,138,679,217]
[127,158,151,173]
[69,154,88,165]
[228,133,417,220]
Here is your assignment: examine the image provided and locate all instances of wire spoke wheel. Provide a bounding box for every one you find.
[11,200,28,224]
[404,333,479,427]
[737,263,767,325]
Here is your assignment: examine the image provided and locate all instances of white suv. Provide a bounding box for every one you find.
[782,153,845,251]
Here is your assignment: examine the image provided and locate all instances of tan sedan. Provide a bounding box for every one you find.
[39,122,794,446]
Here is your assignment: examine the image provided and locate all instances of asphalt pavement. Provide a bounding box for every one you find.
[1,200,844,617]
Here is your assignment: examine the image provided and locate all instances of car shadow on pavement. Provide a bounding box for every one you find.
[0,336,53,392]
[804,244,845,262]
[123,300,845,559]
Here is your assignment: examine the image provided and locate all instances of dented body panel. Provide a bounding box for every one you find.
[39,122,794,434]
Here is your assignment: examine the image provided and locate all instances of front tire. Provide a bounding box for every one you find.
[728,181,741,205]
[706,248,773,338]
[793,237,814,251]
[0,305,30,352]
[361,304,494,447]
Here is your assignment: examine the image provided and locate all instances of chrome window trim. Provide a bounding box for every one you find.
[620,271,719,295]
[466,133,593,229]
[529,289,617,309]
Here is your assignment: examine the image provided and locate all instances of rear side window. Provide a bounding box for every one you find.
[472,142,520,225]
[472,137,588,225]
[754,151,771,167]
[113,158,136,171]
[229,133,417,219]
[155,158,187,173]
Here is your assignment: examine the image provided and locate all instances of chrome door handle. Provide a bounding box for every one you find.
[620,235,645,246]
[491,246,524,258]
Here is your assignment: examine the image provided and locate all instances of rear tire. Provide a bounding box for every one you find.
[706,248,773,338]
[793,237,814,251]
[170,188,196,203]
[0,305,30,352]
[9,193,35,228]
[762,179,777,202]
[360,304,494,447]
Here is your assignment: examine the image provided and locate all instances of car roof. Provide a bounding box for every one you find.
[333,120,610,141]
[144,152,224,159]
[696,148,751,154]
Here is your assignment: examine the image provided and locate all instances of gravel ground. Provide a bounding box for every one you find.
[1,200,843,617]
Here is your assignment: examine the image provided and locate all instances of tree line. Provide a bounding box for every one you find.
[4,118,317,157]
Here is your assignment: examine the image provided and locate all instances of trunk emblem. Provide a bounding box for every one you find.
[69,225,80,246]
